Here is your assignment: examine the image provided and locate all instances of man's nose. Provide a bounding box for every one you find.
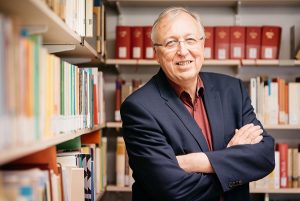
[177,41,189,56]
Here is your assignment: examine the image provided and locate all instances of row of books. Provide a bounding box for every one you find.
[247,77,300,126]
[116,137,134,187]
[115,25,282,60]
[43,0,105,53]
[44,0,93,37]
[114,79,143,122]
[252,144,300,189]
[0,137,108,201]
[204,26,281,60]
[0,14,105,151]
[116,26,154,60]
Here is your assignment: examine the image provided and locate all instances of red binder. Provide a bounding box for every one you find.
[246,26,261,59]
[143,26,154,59]
[131,26,144,59]
[214,26,230,60]
[204,26,214,59]
[261,26,281,59]
[230,26,245,59]
[116,26,131,59]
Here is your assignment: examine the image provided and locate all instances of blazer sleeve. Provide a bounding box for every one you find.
[121,99,223,201]
[205,79,275,192]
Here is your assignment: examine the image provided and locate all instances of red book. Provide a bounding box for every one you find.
[116,26,131,59]
[131,26,144,59]
[261,26,281,59]
[93,83,98,125]
[277,143,288,188]
[230,26,245,59]
[214,26,230,60]
[246,26,261,59]
[143,26,154,59]
[204,26,214,59]
[115,78,122,122]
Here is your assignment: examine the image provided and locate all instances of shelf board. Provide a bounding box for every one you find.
[105,59,240,66]
[242,59,300,66]
[106,185,132,192]
[0,126,101,165]
[105,122,300,130]
[264,124,300,130]
[106,185,300,194]
[0,0,99,61]
[106,59,300,67]
[108,0,300,7]
[96,192,105,201]
[205,59,240,66]
[106,122,122,128]
[250,188,300,194]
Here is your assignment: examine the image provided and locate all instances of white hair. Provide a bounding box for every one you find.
[151,7,205,44]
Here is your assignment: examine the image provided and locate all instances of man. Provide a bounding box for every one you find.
[120,7,275,201]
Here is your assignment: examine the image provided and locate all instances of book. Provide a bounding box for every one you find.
[230,26,245,59]
[214,26,230,60]
[116,137,126,187]
[131,26,144,59]
[204,26,214,59]
[143,26,154,59]
[246,26,261,59]
[116,26,131,59]
[261,26,281,59]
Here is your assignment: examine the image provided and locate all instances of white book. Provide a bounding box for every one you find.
[250,78,257,114]
[85,0,93,37]
[288,82,300,125]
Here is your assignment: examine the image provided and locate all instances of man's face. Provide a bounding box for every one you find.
[154,12,205,86]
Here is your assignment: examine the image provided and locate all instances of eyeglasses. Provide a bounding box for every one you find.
[153,36,205,50]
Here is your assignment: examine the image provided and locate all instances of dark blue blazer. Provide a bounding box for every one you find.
[121,69,275,201]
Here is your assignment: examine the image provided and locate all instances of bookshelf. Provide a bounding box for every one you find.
[0,0,101,64]
[0,0,108,200]
[0,126,102,166]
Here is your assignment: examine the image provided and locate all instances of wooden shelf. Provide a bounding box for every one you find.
[106,59,300,68]
[0,126,101,165]
[105,59,241,67]
[106,122,122,128]
[106,185,300,194]
[105,122,300,130]
[0,0,100,63]
[107,0,300,7]
[106,185,132,192]
[96,192,105,201]
[242,59,300,66]
[250,188,300,194]
[264,124,300,130]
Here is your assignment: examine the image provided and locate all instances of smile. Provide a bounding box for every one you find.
[175,60,193,65]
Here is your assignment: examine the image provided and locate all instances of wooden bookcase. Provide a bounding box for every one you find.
[0,0,106,200]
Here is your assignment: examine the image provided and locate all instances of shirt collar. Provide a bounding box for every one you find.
[168,75,204,98]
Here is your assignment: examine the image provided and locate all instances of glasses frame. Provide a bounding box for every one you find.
[153,36,205,50]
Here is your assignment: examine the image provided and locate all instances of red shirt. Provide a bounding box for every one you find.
[168,76,213,150]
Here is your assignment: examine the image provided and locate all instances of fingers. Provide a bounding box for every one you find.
[227,123,264,147]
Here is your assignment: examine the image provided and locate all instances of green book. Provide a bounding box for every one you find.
[56,136,81,151]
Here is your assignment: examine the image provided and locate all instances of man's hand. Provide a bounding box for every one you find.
[176,152,214,173]
[227,123,263,148]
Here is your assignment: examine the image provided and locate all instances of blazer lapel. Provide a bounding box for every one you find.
[201,73,225,150]
[155,70,210,152]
